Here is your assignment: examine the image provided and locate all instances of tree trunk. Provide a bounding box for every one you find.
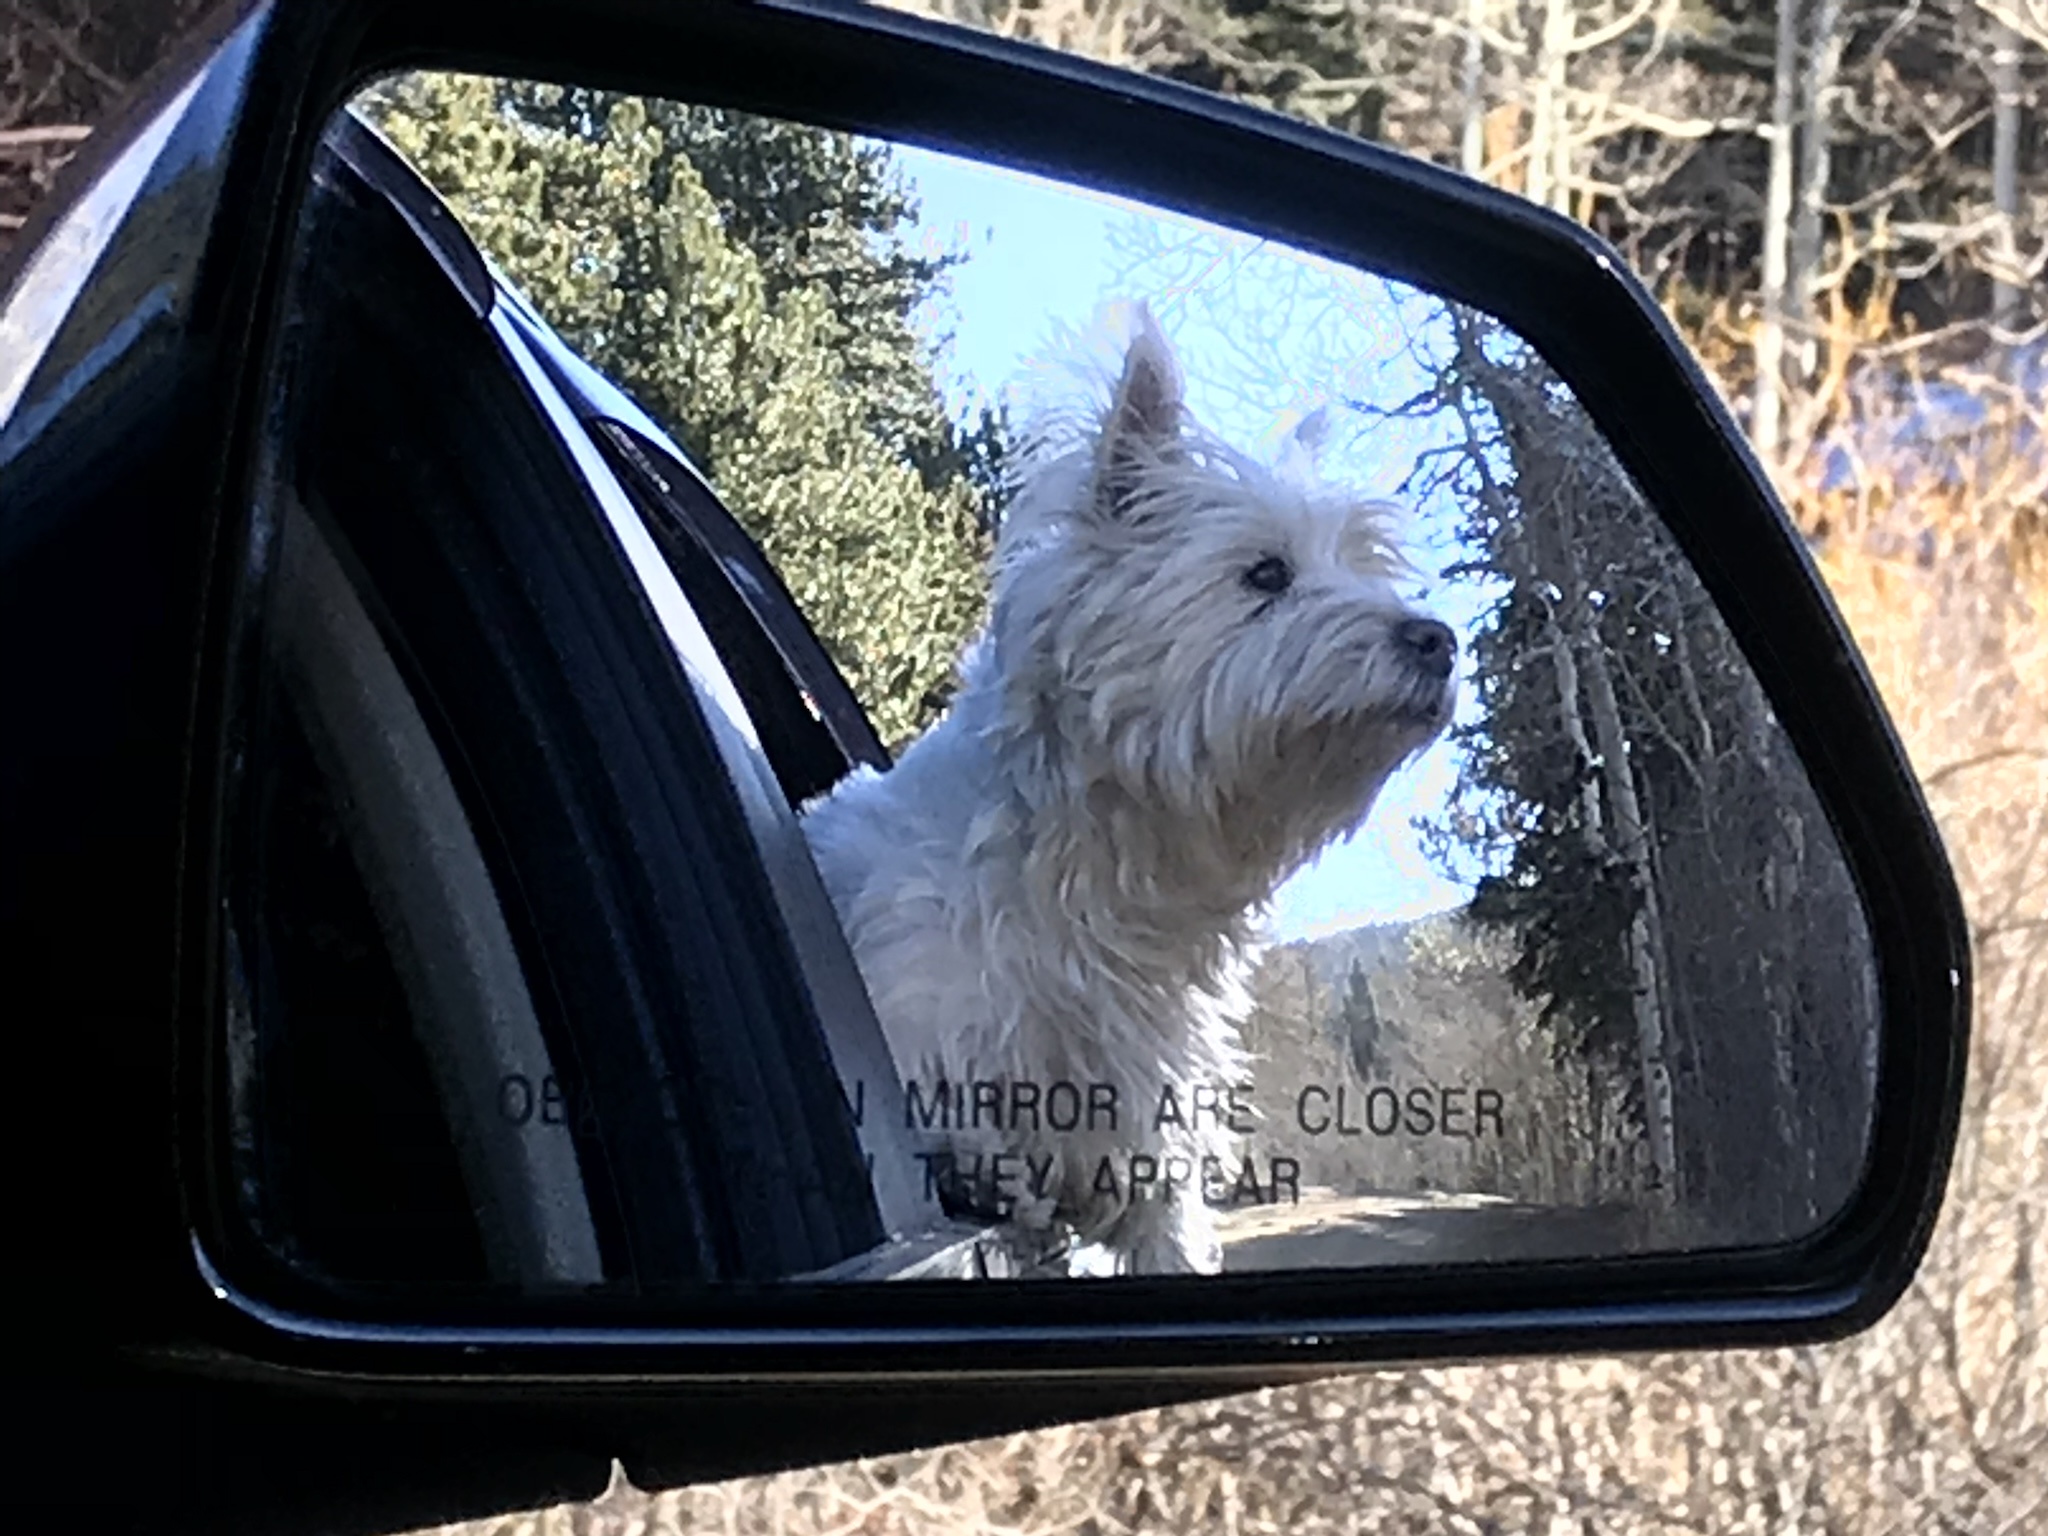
[1991,15,2024,334]
[1546,606,1608,845]
[1790,0,1840,385]
[1567,589,1681,1201]
[1518,450,1678,1199]
[1461,0,1487,178]
[1527,0,1574,213]
[1754,0,1801,463]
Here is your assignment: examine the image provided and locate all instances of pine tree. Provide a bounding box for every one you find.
[363,73,995,747]
[1336,959,1386,1081]
[1409,302,1877,1240]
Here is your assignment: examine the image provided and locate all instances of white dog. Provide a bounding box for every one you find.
[802,305,1456,1274]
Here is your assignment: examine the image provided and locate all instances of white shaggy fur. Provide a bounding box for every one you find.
[801,305,1456,1275]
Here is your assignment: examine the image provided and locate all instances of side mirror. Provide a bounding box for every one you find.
[0,0,1968,1521]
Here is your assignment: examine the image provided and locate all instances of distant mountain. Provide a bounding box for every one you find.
[1276,919,1413,989]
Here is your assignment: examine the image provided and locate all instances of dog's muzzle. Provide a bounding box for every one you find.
[1393,618,1457,681]
[1391,618,1457,728]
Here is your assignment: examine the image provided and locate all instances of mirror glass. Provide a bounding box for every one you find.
[222,72,1879,1296]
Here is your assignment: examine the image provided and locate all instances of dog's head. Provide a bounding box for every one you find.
[989,304,1457,882]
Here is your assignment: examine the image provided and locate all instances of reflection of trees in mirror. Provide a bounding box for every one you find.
[337,73,1873,1253]
[354,73,1003,746]
[1239,915,1648,1226]
[1394,303,1878,1246]
[1337,959,1383,1080]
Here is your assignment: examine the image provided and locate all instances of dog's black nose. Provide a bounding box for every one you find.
[1395,618,1457,678]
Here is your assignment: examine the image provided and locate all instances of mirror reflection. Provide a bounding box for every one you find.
[225,73,1879,1294]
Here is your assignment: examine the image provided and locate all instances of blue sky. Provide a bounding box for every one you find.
[893,144,1492,941]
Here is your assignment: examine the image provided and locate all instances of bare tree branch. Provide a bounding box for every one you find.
[0,124,91,152]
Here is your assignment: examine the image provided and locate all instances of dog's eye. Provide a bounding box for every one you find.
[1243,555,1293,596]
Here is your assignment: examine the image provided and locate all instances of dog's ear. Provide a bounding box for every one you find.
[1094,306,1184,521]
[1280,405,1333,478]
